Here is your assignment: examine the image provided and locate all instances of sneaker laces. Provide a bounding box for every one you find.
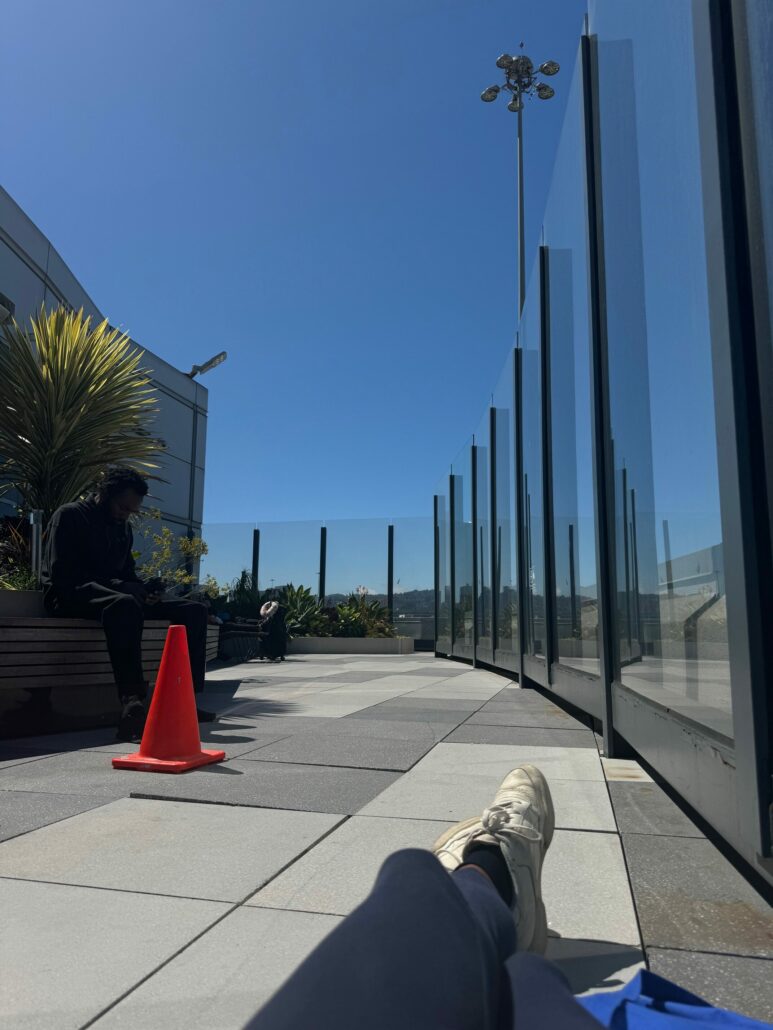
[481,799,542,842]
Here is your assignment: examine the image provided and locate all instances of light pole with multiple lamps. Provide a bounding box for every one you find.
[481,47,559,314]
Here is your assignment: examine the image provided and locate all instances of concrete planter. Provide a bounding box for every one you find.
[0,589,45,617]
[289,636,414,655]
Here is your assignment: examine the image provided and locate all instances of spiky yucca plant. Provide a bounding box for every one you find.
[0,306,164,524]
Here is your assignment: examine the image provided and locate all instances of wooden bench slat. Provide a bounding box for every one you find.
[0,651,164,667]
[0,629,171,642]
[0,618,172,628]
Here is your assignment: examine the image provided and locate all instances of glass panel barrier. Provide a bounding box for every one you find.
[392,516,434,644]
[493,351,519,673]
[591,0,732,738]
[520,266,546,660]
[258,520,321,595]
[543,53,600,676]
[324,519,389,604]
[435,478,452,654]
[451,438,474,659]
[475,410,493,664]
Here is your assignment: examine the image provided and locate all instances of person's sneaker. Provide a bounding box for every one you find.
[432,764,555,953]
[116,695,147,743]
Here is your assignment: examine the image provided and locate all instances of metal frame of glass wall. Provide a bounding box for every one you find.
[434,1,772,886]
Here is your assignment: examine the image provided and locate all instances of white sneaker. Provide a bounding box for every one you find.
[432,764,555,953]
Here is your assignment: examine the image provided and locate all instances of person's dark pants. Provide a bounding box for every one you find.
[246,849,602,1030]
[54,583,208,700]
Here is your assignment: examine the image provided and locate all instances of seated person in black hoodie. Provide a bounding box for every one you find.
[41,468,215,742]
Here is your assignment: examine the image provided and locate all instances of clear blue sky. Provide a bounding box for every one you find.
[1,0,587,527]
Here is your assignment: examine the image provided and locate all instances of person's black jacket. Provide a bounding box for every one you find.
[41,496,142,610]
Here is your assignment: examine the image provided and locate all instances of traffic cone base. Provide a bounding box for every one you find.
[112,624,226,774]
[112,748,225,774]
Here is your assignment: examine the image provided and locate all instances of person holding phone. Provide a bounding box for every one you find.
[42,468,215,741]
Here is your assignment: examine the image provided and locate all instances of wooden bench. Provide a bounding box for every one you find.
[0,618,220,693]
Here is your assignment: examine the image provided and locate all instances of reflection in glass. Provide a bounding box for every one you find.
[592,0,732,736]
[493,353,519,670]
[543,56,599,674]
[475,411,493,663]
[520,271,546,658]
[452,438,474,659]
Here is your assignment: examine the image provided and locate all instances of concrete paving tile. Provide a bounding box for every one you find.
[544,830,640,945]
[545,938,644,995]
[1,728,117,756]
[0,878,228,1030]
[0,798,342,901]
[466,707,588,729]
[239,719,452,771]
[404,686,502,700]
[622,834,773,957]
[0,790,110,842]
[129,759,401,815]
[410,742,604,781]
[607,782,704,838]
[601,758,652,783]
[88,716,298,758]
[0,750,134,799]
[360,767,615,830]
[345,705,466,728]
[90,907,342,1030]
[445,725,597,748]
[647,949,773,1022]
[0,751,61,771]
[365,697,483,712]
[249,815,454,915]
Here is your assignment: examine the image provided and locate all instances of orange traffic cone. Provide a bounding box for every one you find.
[112,624,225,773]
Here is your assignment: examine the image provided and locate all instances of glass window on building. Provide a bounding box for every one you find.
[591,0,732,737]
[493,350,520,673]
[451,438,474,659]
[544,53,600,676]
[475,409,493,665]
[520,266,546,661]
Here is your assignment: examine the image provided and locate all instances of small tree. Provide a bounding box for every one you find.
[0,306,164,523]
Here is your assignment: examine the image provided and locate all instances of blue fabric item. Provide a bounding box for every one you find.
[579,971,771,1029]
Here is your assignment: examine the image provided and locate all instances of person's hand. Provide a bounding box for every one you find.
[118,581,148,602]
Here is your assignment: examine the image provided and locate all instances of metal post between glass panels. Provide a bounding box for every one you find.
[514,346,526,684]
[251,529,260,592]
[489,406,498,656]
[471,444,479,667]
[387,523,394,623]
[581,32,618,757]
[433,496,440,655]
[449,473,456,648]
[318,526,327,602]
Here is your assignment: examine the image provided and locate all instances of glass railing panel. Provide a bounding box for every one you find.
[451,437,474,659]
[392,516,434,644]
[199,522,256,589]
[435,477,452,654]
[492,350,519,673]
[324,518,389,605]
[257,520,321,596]
[590,0,732,738]
[543,50,600,676]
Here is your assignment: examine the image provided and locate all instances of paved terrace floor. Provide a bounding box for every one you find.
[1,654,771,1028]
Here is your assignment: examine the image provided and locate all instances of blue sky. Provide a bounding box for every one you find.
[1,0,587,529]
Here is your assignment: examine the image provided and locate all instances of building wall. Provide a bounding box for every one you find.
[0,186,207,541]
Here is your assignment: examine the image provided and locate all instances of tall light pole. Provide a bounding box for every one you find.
[481,46,560,315]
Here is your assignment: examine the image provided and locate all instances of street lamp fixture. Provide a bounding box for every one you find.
[187,350,228,378]
[480,43,560,314]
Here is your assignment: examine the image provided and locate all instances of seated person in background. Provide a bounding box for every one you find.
[41,468,215,742]
[258,599,288,662]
